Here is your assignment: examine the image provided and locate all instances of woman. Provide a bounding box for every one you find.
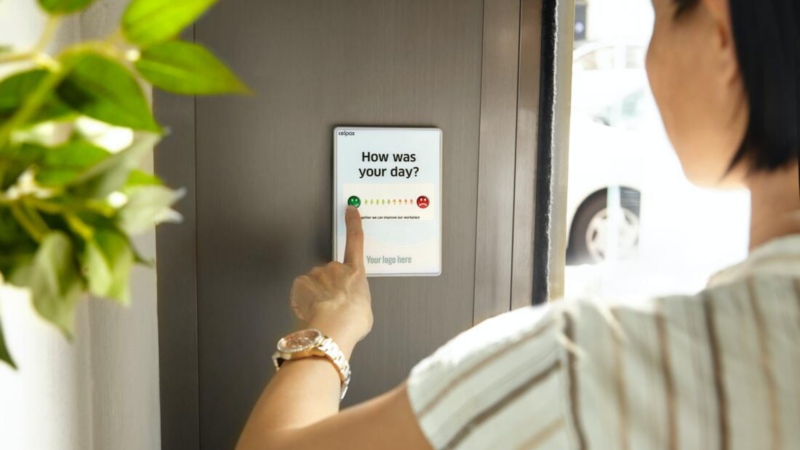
[237,0,799,448]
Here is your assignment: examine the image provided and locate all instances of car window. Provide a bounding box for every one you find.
[574,46,617,71]
[575,44,645,72]
[594,89,648,131]
[625,46,646,69]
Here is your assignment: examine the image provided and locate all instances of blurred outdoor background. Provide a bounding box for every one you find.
[563,0,751,301]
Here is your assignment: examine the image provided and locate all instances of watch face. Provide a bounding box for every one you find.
[277,329,323,353]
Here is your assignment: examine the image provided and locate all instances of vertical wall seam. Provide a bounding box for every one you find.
[191,23,203,450]
[85,303,96,450]
[472,0,488,328]
[507,0,524,313]
[473,0,524,324]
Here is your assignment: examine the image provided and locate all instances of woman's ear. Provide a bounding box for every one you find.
[703,0,739,83]
[701,0,750,185]
[703,0,732,27]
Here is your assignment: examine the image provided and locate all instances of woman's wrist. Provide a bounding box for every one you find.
[305,302,372,359]
[306,317,362,359]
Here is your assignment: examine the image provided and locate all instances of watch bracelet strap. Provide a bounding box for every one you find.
[318,336,351,401]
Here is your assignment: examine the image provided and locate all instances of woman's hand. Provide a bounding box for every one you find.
[238,207,428,450]
[289,206,372,354]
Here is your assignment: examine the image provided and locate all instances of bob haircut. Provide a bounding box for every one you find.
[675,0,799,173]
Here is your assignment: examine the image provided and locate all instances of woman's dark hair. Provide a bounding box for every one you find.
[675,0,799,172]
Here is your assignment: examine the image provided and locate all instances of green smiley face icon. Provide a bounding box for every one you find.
[347,195,361,208]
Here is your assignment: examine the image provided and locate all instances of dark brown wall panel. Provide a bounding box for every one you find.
[193,1,484,448]
[155,1,560,448]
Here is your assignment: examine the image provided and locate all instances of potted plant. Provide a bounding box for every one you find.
[0,0,248,368]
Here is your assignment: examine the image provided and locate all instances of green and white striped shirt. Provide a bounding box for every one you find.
[407,235,800,450]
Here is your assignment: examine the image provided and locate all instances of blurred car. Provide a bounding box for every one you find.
[566,42,661,265]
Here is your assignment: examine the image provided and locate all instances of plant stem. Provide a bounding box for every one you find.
[65,213,93,240]
[33,53,60,71]
[25,196,116,217]
[0,52,36,64]
[10,203,45,243]
[0,16,60,65]
[22,197,66,214]
[22,199,51,233]
[105,29,125,47]
[34,17,62,54]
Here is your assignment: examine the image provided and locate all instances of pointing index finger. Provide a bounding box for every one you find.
[344,206,365,270]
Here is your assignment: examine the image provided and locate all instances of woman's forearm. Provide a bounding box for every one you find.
[237,207,375,449]
[235,320,359,449]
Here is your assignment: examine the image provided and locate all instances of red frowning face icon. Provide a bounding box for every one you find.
[416,196,430,209]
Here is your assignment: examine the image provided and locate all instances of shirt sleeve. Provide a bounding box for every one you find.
[406,304,573,450]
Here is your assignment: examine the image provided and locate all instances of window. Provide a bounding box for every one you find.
[563,0,751,300]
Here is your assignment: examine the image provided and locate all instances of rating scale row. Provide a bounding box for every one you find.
[348,195,430,209]
[361,199,417,205]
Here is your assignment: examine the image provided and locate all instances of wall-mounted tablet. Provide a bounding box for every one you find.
[333,127,442,276]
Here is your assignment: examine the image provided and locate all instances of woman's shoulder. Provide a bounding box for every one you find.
[406,303,571,449]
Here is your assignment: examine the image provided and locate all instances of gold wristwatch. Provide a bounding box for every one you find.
[272,328,351,401]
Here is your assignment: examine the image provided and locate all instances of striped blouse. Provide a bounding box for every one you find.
[407,234,800,450]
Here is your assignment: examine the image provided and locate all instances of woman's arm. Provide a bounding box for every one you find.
[237,378,429,450]
[235,206,432,450]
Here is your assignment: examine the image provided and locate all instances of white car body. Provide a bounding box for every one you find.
[565,41,750,274]
[566,42,676,259]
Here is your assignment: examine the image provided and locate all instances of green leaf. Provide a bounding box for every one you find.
[18,232,83,338]
[9,259,34,288]
[83,228,133,304]
[38,0,97,14]
[124,169,162,190]
[0,70,73,126]
[135,41,250,95]
[0,46,12,56]
[0,143,46,190]
[117,185,184,234]
[0,311,15,369]
[56,52,161,132]
[122,0,220,46]
[132,244,154,267]
[36,140,110,187]
[69,133,160,198]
